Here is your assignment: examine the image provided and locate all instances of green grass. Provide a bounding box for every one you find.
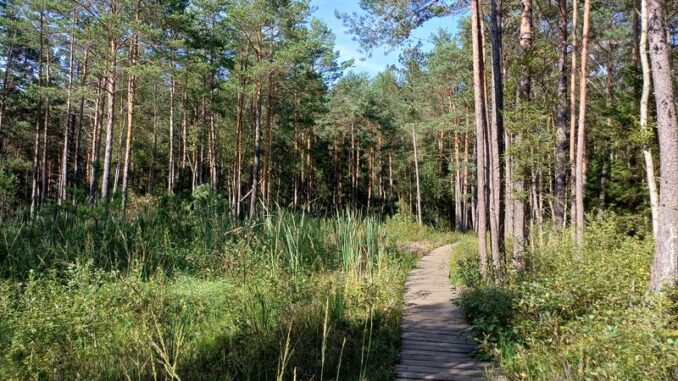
[452,217,678,380]
[0,194,415,380]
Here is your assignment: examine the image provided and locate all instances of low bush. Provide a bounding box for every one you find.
[455,217,678,380]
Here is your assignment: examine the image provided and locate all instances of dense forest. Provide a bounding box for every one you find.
[0,0,677,379]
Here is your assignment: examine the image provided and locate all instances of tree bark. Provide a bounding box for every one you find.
[640,0,659,238]
[488,0,505,281]
[575,0,592,247]
[168,74,175,194]
[648,0,678,292]
[569,0,579,235]
[248,84,262,219]
[412,124,422,224]
[101,36,118,201]
[471,0,489,278]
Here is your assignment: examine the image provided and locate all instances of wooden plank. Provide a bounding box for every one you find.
[396,244,496,380]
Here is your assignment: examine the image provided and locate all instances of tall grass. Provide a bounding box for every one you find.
[0,193,411,380]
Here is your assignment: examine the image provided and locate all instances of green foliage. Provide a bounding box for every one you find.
[0,198,413,380]
[456,218,678,380]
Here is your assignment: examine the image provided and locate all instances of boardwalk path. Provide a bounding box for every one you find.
[396,244,491,381]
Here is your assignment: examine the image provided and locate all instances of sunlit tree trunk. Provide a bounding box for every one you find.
[640,0,659,237]
[575,0,592,247]
[168,74,175,194]
[412,124,422,224]
[471,0,489,278]
[488,0,505,281]
[647,0,678,292]
[569,0,579,234]
[101,33,118,201]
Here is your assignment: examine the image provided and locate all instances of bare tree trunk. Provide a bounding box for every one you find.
[640,0,659,237]
[575,0,592,247]
[101,36,118,201]
[121,3,139,208]
[488,0,505,281]
[647,0,678,292]
[554,0,569,231]
[30,9,45,215]
[208,88,217,190]
[412,124,422,224]
[569,0,579,234]
[248,84,262,219]
[471,0,489,278]
[233,88,243,216]
[149,84,158,191]
[168,74,175,194]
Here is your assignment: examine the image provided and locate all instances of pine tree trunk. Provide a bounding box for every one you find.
[168,75,175,194]
[471,0,489,278]
[554,0,569,231]
[122,4,139,208]
[575,0,592,247]
[569,0,579,234]
[87,79,103,203]
[640,0,659,237]
[412,124,422,224]
[101,38,117,201]
[488,0,505,281]
[248,84,262,219]
[647,0,678,292]
[30,9,45,215]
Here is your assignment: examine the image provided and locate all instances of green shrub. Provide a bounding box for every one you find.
[456,217,678,380]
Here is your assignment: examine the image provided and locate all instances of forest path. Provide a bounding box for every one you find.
[396,244,492,381]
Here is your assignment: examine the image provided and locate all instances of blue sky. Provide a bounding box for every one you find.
[310,0,466,76]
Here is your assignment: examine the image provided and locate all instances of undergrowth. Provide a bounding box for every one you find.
[452,216,678,380]
[0,193,414,380]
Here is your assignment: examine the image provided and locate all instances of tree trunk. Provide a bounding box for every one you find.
[412,124,422,224]
[647,0,678,292]
[513,0,532,270]
[168,75,175,194]
[570,0,579,234]
[471,0,489,278]
[248,84,262,219]
[640,0,659,237]
[488,0,505,281]
[554,0,569,231]
[575,0,592,247]
[122,4,139,208]
[101,37,117,201]
[87,79,104,202]
[58,9,76,205]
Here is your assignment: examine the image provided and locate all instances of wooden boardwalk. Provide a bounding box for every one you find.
[396,244,492,381]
